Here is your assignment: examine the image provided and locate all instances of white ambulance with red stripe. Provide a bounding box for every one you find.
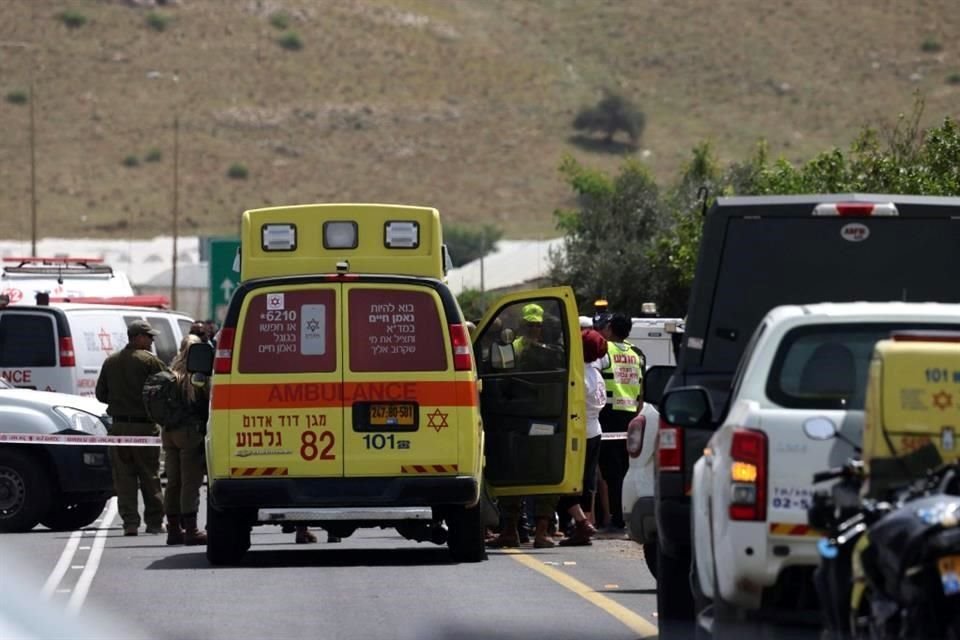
[659,302,960,633]
[199,203,585,565]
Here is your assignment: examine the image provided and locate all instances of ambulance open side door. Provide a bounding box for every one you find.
[472,286,585,497]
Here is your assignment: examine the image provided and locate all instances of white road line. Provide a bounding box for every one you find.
[41,530,83,598]
[66,498,117,616]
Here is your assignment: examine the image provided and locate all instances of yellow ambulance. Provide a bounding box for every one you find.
[861,331,960,499]
[197,203,584,565]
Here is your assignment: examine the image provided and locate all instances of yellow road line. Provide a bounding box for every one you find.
[505,549,659,638]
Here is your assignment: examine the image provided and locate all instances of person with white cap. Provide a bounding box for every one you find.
[96,319,167,536]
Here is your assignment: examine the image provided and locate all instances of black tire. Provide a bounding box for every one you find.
[643,541,658,579]
[0,449,52,533]
[656,546,695,638]
[446,503,487,563]
[206,502,250,566]
[40,499,107,531]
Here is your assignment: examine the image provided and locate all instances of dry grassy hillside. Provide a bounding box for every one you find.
[1,0,959,242]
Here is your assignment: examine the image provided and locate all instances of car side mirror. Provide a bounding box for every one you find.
[661,387,713,428]
[643,365,676,408]
[186,342,214,376]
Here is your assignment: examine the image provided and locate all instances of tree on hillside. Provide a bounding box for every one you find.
[547,155,663,315]
[444,223,503,268]
[572,92,646,146]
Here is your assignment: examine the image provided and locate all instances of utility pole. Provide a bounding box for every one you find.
[171,114,179,309]
[29,76,37,257]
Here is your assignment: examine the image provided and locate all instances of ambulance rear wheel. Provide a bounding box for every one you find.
[446,503,487,563]
[0,450,52,533]
[206,503,250,566]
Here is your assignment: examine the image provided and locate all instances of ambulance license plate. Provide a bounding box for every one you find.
[369,403,415,427]
[938,555,960,596]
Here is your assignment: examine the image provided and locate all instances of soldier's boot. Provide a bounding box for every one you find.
[166,514,185,546]
[485,512,520,548]
[182,513,208,546]
[533,516,556,549]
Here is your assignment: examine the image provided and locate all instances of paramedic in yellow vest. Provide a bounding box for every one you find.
[597,312,644,532]
[513,303,544,364]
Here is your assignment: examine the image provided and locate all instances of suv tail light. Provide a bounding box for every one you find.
[59,337,76,367]
[729,428,768,521]
[626,414,647,458]
[214,328,235,374]
[657,423,683,472]
[448,324,473,371]
[812,202,898,217]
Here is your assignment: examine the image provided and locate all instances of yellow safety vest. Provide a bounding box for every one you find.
[601,341,644,412]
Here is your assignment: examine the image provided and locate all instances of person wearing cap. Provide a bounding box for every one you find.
[596,312,645,533]
[512,303,545,360]
[96,319,168,536]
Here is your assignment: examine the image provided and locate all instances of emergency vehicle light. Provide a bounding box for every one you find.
[262,224,297,251]
[323,221,358,249]
[812,202,899,217]
[384,221,419,249]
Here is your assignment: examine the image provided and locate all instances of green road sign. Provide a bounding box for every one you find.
[208,237,240,323]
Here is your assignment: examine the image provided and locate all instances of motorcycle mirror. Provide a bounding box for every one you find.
[803,417,837,441]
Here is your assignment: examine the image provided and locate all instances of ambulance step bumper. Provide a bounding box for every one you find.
[259,507,432,522]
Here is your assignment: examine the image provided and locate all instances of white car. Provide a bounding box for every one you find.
[660,302,960,634]
[621,401,660,575]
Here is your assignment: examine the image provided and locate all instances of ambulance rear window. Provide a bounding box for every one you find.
[0,313,56,367]
[238,289,336,373]
[348,288,446,372]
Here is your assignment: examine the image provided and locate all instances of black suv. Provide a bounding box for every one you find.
[652,194,960,634]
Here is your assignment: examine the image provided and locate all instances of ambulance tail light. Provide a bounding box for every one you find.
[812,202,898,217]
[214,328,236,374]
[729,428,768,521]
[626,414,647,458]
[657,423,682,472]
[449,324,472,371]
[59,337,76,367]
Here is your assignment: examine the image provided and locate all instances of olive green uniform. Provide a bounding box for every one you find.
[96,344,166,530]
[162,380,208,516]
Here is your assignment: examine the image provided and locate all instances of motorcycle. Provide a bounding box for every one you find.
[810,452,960,639]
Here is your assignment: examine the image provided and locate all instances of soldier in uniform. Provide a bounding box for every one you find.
[96,320,167,536]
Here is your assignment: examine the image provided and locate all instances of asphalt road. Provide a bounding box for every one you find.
[1,494,660,640]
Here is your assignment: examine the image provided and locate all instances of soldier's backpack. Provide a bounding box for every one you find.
[142,370,191,429]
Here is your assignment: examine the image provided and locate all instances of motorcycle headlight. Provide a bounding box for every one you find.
[54,406,109,436]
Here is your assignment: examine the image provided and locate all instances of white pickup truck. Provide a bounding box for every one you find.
[659,302,960,635]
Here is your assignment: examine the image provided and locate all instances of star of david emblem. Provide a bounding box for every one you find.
[427,408,449,433]
[306,318,320,332]
[933,390,953,411]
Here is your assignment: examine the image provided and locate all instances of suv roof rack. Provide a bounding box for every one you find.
[2,256,114,276]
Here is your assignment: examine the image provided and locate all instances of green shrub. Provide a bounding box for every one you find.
[146,12,171,32]
[122,155,140,168]
[227,163,249,179]
[5,90,28,105]
[59,10,87,29]
[947,72,960,85]
[922,38,943,53]
[278,32,303,51]
[144,148,162,163]
[269,11,291,30]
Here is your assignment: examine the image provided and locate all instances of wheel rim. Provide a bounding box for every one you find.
[0,466,26,515]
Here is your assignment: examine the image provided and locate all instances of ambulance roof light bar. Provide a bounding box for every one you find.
[384,221,419,249]
[262,224,297,251]
[812,202,899,217]
[323,221,358,249]
[3,257,105,264]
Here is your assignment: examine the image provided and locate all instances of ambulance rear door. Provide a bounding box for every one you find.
[224,284,345,478]
[473,287,585,496]
[341,281,463,477]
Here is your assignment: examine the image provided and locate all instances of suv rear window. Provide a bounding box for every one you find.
[767,322,960,410]
[348,288,446,372]
[238,290,337,373]
[0,313,56,367]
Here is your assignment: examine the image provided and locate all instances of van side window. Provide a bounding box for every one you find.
[0,313,56,367]
[348,288,446,372]
[147,316,177,364]
[238,289,337,373]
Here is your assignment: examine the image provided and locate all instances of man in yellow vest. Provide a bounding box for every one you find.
[596,312,645,532]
